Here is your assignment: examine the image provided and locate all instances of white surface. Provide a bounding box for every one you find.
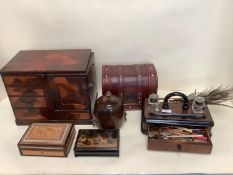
[1,0,233,100]
[1,97,233,174]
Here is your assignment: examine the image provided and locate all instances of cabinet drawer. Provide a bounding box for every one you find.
[147,125,212,154]
[14,108,49,120]
[48,76,89,111]
[10,97,47,108]
[6,87,44,96]
[55,112,91,120]
[2,75,43,86]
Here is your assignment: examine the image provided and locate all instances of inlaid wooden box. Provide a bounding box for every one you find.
[18,123,75,157]
[0,49,96,125]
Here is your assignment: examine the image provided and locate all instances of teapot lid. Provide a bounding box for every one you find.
[95,91,122,108]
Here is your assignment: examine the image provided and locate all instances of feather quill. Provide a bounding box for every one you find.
[171,86,233,108]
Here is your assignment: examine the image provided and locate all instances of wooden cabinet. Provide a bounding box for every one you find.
[0,49,96,125]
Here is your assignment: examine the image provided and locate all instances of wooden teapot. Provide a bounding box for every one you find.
[93,91,126,129]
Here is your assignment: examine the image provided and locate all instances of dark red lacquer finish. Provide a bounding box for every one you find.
[0,49,96,125]
[102,64,158,110]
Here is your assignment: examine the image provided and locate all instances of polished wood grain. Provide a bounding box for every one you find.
[13,108,49,120]
[6,87,44,96]
[1,49,92,73]
[1,50,96,125]
[48,76,88,110]
[21,150,65,157]
[10,97,47,108]
[2,75,43,86]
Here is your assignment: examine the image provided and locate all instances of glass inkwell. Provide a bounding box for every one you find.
[192,96,206,113]
[148,93,160,114]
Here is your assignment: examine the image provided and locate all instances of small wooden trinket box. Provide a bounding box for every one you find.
[73,129,119,157]
[18,123,75,157]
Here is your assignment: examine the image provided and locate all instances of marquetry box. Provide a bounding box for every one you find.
[0,49,96,125]
[18,123,75,157]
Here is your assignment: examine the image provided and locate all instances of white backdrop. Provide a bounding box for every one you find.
[0,0,233,101]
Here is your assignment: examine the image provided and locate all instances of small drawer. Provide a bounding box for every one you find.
[14,108,48,120]
[148,125,212,154]
[10,97,47,108]
[54,111,91,120]
[6,87,44,96]
[2,75,43,86]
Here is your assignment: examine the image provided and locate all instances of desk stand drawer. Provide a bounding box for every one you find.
[148,125,212,154]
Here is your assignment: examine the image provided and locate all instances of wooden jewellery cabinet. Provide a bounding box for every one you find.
[0,49,96,125]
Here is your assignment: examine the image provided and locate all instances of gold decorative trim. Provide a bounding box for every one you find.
[20,146,64,150]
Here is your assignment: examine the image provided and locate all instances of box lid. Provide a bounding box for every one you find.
[18,123,73,148]
[73,129,119,156]
[1,49,93,74]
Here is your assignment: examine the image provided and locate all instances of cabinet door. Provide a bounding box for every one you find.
[48,76,89,111]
